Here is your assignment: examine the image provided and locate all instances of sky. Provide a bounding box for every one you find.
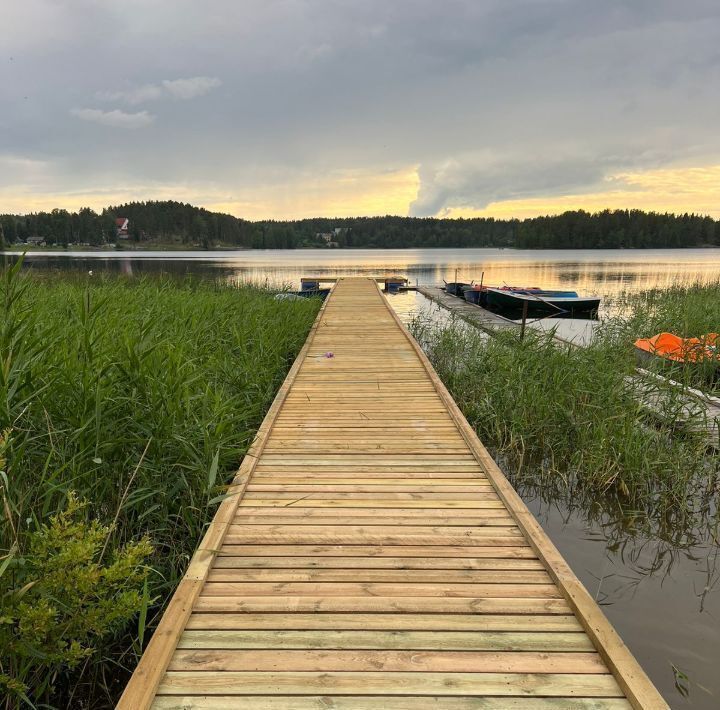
[2,0,720,220]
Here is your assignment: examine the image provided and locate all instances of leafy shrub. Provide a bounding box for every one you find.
[0,492,151,706]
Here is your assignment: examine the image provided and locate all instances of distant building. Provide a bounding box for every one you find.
[115,217,130,239]
[26,236,46,246]
[315,229,345,247]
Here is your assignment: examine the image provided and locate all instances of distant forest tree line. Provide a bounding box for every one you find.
[1,200,718,250]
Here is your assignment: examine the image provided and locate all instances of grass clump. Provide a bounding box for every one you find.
[414,313,718,516]
[609,280,720,337]
[0,262,320,708]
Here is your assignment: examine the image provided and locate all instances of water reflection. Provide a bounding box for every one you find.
[5,248,720,313]
[518,480,719,708]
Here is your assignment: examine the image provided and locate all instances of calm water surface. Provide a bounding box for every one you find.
[6,246,720,296]
[7,247,720,707]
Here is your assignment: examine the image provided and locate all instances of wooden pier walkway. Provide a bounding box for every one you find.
[119,278,666,709]
[417,285,520,334]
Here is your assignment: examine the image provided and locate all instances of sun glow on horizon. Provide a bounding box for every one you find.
[443,164,720,220]
[1,163,718,221]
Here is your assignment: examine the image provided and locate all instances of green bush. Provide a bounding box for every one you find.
[0,492,151,704]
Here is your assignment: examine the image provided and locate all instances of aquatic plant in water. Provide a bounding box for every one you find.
[413,291,719,518]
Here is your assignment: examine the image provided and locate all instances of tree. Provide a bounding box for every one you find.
[0,202,716,250]
[193,215,210,249]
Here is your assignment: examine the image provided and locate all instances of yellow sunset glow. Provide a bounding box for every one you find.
[1,163,717,220]
[0,167,420,220]
[445,164,720,220]
[204,167,421,220]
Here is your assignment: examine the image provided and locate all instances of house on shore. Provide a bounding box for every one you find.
[115,217,130,239]
[316,232,335,244]
[26,236,46,246]
[315,227,347,247]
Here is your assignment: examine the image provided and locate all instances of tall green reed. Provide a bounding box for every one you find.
[0,265,319,707]
[606,280,720,391]
[414,308,718,517]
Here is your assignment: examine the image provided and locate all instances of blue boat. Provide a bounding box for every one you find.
[444,281,470,297]
[485,288,600,316]
[509,288,579,298]
[462,287,482,304]
[277,288,331,301]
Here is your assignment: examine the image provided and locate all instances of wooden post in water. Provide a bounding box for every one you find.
[520,299,529,340]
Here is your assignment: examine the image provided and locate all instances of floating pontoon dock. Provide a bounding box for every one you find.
[119,277,667,709]
[417,285,520,334]
[302,275,407,289]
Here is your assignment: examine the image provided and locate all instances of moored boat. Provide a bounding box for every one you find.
[444,281,470,297]
[484,287,600,316]
[461,284,546,307]
[462,286,482,304]
[278,288,331,301]
[634,332,719,369]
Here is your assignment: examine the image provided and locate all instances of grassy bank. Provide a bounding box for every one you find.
[0,264,320,708]
[413,284,720,522]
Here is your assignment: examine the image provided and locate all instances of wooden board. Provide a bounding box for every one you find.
[118,278,666,709]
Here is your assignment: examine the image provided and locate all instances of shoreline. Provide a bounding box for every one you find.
[4,243,720,254]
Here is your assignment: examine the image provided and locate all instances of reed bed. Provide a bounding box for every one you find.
[0,263,320,708]
[608,280,720,337]
[412,284,720,521]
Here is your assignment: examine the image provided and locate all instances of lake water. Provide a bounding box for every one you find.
[6,247,720,707]
[6,246,720,295]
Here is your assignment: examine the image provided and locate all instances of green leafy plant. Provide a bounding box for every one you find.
[0,493,152,706]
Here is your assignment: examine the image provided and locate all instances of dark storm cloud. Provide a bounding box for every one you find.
[2,0,720,215]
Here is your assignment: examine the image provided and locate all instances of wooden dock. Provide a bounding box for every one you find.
[119,278,667,709]
[417,285,519,334]
[416,285,589,347]
[631,368,720,448]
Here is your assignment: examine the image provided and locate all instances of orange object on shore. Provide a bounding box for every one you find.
[634,332,720,364]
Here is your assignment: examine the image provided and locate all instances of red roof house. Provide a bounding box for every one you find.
[115,217,129,238]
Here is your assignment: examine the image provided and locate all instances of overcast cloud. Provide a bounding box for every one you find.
[1,0,719,218]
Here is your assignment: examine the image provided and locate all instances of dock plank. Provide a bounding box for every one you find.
[118,278,666,709]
